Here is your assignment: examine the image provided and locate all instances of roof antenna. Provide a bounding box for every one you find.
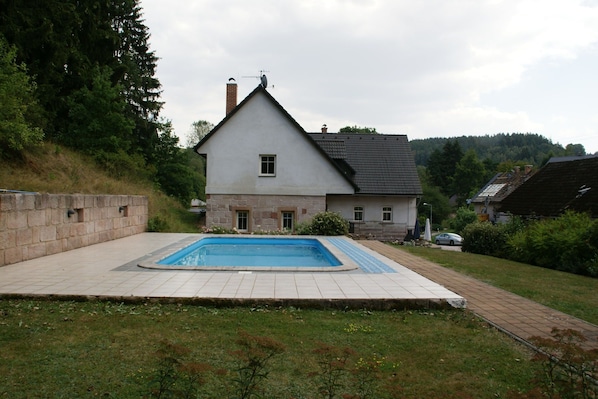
[242,70,270,88]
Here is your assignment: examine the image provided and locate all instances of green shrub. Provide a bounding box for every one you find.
[462,222,507,257]
[299,211,349,236]
[449,206,478,234]
[507,211,598,276]
[462,217,525,258]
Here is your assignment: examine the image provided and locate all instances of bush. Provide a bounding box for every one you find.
[462,217,525,258]
[507,211,598,276]
[449,206,478,234]
[299,211,349,236]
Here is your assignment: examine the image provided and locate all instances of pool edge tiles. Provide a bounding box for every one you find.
[137,235,361,272]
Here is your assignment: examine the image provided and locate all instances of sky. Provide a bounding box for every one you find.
[140,0,598,154]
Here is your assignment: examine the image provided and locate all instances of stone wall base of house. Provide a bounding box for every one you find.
[0,193,148,267]
[349,222,408,242]
[206,194,326,232]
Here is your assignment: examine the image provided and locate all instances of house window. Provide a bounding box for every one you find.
[382,207,392,222]
[260,155,276,176]
[236,210,249,231]
[282,211,294,231]
[354,206,363,221]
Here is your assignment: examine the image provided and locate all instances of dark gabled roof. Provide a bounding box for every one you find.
[471,167,533,204]
[308,133,423,196]
[499,155,598,218]
[194,85,359,191]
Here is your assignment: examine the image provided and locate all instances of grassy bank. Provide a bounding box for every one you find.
[397,245,598,325]
[0,300,538,398]
[0,143,200,233]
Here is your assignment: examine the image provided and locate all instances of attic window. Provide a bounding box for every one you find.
[259,155,276,176]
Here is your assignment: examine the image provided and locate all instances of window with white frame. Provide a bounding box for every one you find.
[382,206,392,222]
[259,155,276,176]
[354,206,364,221]
[281,211,294,230]
[236,210,249,231]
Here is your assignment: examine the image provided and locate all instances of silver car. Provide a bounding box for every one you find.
[435,233,463,246]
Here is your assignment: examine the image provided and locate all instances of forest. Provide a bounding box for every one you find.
[0,0,203,205]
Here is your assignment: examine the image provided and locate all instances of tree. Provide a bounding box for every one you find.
[453,149,487,205]
[0,36,43,155]
[339,125,378,134]
[186,120,214,148]
[65,66,133,153]
[426,139,463,195]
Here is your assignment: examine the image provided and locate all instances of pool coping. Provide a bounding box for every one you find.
[138,235,361,272]
[0,233,467,310]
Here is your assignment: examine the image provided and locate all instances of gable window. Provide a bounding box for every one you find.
[260,155,276,176]
[354,206,364,222]
[282,211,294,231]
[382,207,392,222]
[236,210,249,232]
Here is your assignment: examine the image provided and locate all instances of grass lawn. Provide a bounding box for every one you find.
[397,245,598,325]
[0,300,538,398]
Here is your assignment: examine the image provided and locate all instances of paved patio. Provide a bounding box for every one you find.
[0,233,465,310]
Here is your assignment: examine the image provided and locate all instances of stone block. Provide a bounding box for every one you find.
[16,228,33,246]
[4,247,22,265]
[0,230,16,250]
[45,240,63,255]
[0,195,15,212]
[24,243,46,260]
[40,225,57,242]
[28,210,46,227]
[7,211,27,229]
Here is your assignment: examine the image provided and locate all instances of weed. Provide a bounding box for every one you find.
[229,330,286,399]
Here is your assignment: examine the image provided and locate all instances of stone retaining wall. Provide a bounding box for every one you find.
[0,193,148,266]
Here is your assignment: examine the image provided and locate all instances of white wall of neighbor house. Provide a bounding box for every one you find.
[198,93,354,197]
[326,195,418,240]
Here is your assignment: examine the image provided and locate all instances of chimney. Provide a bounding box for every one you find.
[226,78,237,115]
[321,124,328,133]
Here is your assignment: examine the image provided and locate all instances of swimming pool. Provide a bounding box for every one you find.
[140,236,359,272]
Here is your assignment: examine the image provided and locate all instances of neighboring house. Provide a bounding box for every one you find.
[193,81,422,240]
[498,155,598,219]
[470,165,534,223]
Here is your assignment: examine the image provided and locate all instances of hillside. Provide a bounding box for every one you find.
[0,143,201,232]
[410,133,585,167]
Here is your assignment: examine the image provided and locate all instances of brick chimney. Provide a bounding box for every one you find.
[226,78,237,115]
[321,124,328,133]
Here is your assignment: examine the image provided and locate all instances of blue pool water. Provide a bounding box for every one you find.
[157,237,342,267]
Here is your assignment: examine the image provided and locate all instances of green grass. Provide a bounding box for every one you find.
[397,245,598,325]
[0,300,538,398]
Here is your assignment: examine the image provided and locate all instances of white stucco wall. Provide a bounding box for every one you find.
[197,92,354,196]
[327,195,418,240]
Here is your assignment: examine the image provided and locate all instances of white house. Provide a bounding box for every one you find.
[194,81,422,240]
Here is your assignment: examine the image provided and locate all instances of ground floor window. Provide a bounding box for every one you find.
[382,206,392,222]
[236,210,249,231]
[354,206,364,221]
[281,211,294,230]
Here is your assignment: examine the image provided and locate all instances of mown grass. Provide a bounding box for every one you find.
[397,245,598,325]
[0,300,538,398]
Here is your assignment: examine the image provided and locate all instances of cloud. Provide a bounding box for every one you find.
[141,0,598,153]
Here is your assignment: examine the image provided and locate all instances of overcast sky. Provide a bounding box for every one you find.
[140,0,598,154]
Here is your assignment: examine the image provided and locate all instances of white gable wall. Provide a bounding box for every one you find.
[199,93,354,196]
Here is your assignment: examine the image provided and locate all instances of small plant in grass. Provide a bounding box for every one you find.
[145,339,211,398]
[229,330,286,399]
[309,342,356,399]
[516,328,598,399]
